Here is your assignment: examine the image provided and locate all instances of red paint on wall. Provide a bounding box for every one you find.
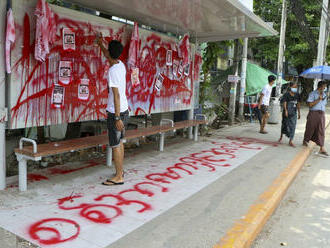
[11,13,198,129]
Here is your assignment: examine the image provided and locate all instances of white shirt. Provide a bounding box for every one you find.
[106,60,129,113]
[261,84,272,106]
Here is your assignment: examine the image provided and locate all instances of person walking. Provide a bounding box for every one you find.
[97,35,129,185]
[303,81,328,157]
[258,75,276,134]
[278,82,301,147]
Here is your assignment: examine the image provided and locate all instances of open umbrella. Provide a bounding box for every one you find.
[300,65,330,80]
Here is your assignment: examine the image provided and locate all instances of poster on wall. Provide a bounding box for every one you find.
[178,62,183,78]
[131,68,140,86]
[184,63,190,76]
[173,60,179,79]
[166,50,172,66]
[58,61,72,86]
[63,28,75,51]
[155,73,164,91]
[78,79,90,101]
[51,84,65,109]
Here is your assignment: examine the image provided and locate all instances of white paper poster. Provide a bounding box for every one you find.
[63,28,75,51]
[131,68,140,86]
[51,84,65,109]
[58,61,72,86]
[78,79,90,101]
[178,62,183,78]
[166,50,172,66]
[184,63,190,76]
[155,73,164,91]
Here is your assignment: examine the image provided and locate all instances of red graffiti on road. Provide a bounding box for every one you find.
[27,140,263,246]
[28,218,80,245]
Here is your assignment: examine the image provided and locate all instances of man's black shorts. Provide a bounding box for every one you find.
[107,110,129,148]
[260,105,269,115]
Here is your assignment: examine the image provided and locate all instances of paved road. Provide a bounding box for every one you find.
[253,119,330,248]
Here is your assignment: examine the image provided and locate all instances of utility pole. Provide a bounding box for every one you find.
[269,0,287,124]
[228,40,240,125]
[314,0,329,90]
[275,0,287,97]
[238,38,248,119]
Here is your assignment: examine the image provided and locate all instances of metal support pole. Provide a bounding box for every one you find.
[238,38,248,119]
[18,156,27,191]
[229,40,240,125]
[269,0,287,124]
[159,132,165,152]
[106,145,112,167]
[194,125,199,142]
[188,109,193,139]
[314,0,329,90]
[0,1,8,190]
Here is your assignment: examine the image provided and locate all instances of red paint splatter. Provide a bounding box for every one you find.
[27,174,49,182]
[10,13,199,128]
[28,140,266,245]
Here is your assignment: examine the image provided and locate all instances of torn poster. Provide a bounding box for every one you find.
[128,22,140,68]
[51,84,65,109]
[58,61,72,86]
[63,28,75,51]
[34,0,56,62]
[166,50,173,66]
[78,79,90,101]
[155,73,164,91]
[131,68,140,87]
[5,8,15,74]
[178,34,190,67]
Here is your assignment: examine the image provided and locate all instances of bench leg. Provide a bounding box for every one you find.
[106,146,112,167]
[194,125,199,142]
[188,127,193,139]
[17,156,27,192]
[159,133,165,152]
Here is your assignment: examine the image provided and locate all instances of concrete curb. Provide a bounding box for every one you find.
[214,120,330,248]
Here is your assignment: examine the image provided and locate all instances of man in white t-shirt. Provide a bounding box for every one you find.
[258,75,276,134]
[97,36,129,186]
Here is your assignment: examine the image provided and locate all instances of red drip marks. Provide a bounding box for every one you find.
[49,161,100,175]
[27,174,49,182]
[226,136,279,147]
[11,13,199,128]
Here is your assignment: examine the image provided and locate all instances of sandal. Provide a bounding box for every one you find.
[102,180,124,186]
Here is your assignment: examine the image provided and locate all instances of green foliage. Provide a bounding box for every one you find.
[251,0,325,74]
[199,41,233,107]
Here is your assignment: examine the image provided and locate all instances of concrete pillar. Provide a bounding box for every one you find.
[0,0,7,190]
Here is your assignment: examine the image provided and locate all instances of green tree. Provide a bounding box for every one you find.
[251,0,325,74]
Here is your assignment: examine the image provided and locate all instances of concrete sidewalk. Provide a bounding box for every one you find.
[253,117,330,248]
[0,107,327,248]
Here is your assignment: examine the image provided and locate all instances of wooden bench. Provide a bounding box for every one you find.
[14,115,207,191]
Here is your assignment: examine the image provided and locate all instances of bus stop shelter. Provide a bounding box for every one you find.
[0,0,277,190]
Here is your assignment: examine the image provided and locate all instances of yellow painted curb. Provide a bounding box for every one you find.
[214,121,330,248]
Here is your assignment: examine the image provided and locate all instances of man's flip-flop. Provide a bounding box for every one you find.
[316,151,330,158]
[102,180,124,186]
